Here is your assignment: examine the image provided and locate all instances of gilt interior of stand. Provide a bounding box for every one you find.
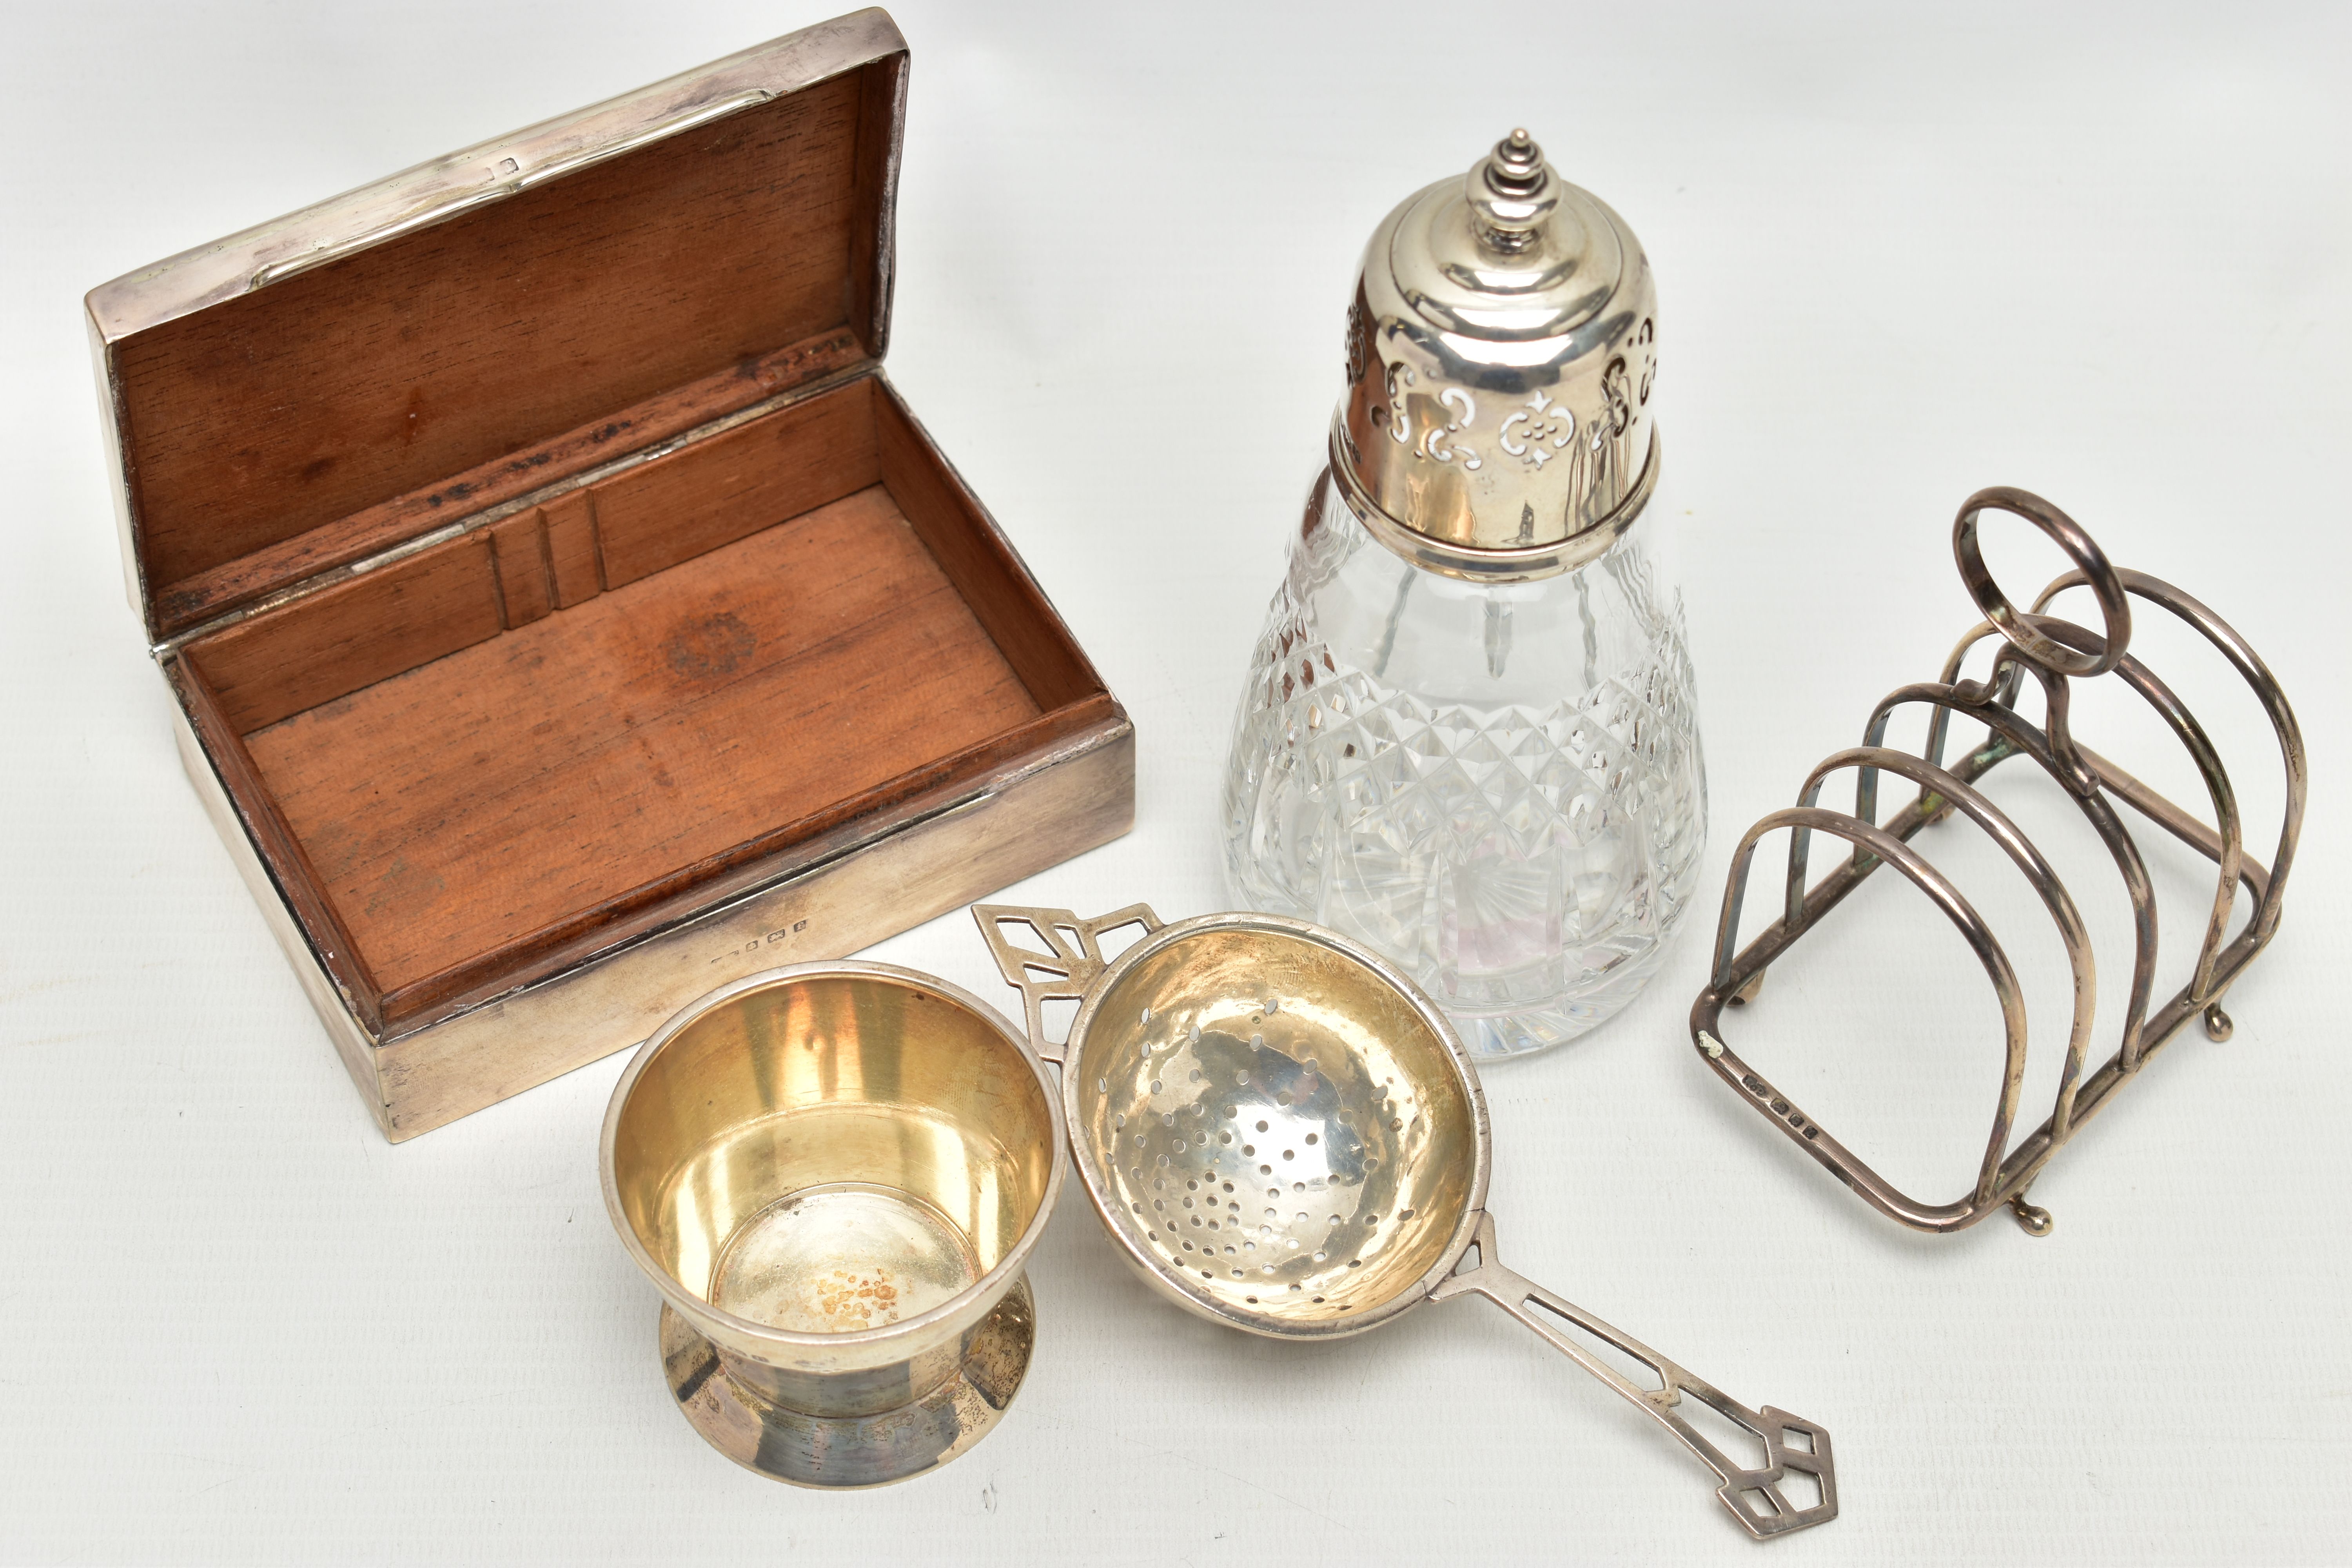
[170,375,1110,1036]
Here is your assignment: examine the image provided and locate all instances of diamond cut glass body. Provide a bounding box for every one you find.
[1220,471,1705,1058]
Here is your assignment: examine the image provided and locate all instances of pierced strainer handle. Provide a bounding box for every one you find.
[972,903,1165,1066]
[1432,1213,1838,1540]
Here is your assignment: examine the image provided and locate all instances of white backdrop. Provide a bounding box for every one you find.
[2,3,2347,1563]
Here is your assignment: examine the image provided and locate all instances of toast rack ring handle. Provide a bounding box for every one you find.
[972,902,1165,1066]
[1954,486,2132,680]
[1432,1213,1837,1539]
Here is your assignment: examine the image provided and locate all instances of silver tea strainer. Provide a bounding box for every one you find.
[976,903,1838,1540]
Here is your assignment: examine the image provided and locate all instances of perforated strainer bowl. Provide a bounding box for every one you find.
[977,902,1840,1541]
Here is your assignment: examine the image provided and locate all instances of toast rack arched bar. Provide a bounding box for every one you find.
[1690,487,2305,1236]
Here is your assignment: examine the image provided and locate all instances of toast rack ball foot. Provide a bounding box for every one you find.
[2007,1194,2054,1237]
[2202,1002,2234,1042]
[657,1278,1036,1488]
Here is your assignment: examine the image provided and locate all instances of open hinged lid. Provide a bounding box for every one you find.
[87,9,909,645]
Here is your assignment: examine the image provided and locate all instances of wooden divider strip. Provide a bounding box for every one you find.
[488,514,553,629]
[543,491,603,609]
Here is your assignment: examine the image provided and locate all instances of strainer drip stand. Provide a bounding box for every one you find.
[978,902,1838,1539]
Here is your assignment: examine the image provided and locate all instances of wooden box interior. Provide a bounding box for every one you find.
[178,375,1113,1034]
[107,49,1116,1038]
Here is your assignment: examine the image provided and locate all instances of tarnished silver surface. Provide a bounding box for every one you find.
[1336,129,1660,579]
[1693,486,2306,1236]
[978,903,1838,1540]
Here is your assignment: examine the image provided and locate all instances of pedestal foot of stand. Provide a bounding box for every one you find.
[2007,1193,2054,1237]
[2202,1002,2234,1042]
[658,1276,1036,1488]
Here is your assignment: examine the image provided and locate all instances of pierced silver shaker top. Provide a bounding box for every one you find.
[1333,130,1660,581]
